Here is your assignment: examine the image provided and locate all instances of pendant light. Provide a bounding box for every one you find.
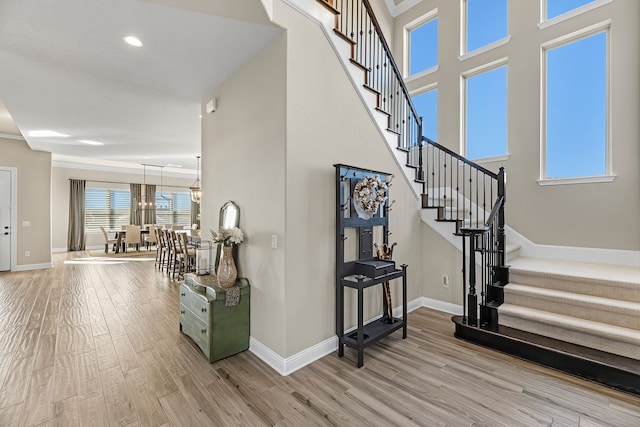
[190,155,202,204]
[137,164,153,210]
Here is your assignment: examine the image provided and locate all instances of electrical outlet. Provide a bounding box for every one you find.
[271,234,278,249]
[24,250,31,257]
[442,275,449,288]
[22,221,30,227]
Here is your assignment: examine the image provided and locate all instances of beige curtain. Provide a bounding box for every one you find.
[191,200,200,229]
[130,183,142,225]
[67,179,86,251]
[144,184,156,225]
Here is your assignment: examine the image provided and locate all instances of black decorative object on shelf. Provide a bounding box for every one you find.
[334,164,408,368]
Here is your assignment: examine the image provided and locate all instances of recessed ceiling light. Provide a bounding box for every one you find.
[124,35,143,47]
[143,156,151,160]
[198,114,203,119]
[79,140,104,146]
[28,130,69,138]
[167,164,182,168]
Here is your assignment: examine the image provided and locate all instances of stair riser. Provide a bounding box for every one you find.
[499,314,640,361]
[510,271,640,303]
[503,292,640,330]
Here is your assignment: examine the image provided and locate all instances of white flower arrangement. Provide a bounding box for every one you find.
[210,227,244,246]
[353,175,388,216]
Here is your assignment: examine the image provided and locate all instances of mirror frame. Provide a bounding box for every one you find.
[214,201,240,273]
[219,200,240,229]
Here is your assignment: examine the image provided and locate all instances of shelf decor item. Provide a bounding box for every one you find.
[217,245,237,288]
[353,174,388,219]
[210,226,243,288]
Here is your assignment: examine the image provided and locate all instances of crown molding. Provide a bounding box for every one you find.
[52,154,195,178]
[0,132,25,141]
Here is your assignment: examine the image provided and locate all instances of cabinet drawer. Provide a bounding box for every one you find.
[179,283,212,323]
[180,304,211,357]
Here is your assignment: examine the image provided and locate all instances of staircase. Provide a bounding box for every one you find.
[501,257,640,361]
[306,0,640,396]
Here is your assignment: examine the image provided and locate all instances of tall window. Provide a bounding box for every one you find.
[409,14,438,76]
[412,88,438,141]
[544,30,607,179]
[465,0,507,53]
[156,191,191,227]
[85,188,130,230]
[546,0,596,20]
[464,63,508,160]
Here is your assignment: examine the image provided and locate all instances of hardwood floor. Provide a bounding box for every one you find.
[0,251,639,426]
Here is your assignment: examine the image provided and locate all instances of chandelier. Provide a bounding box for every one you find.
[190,155,202,204]
[136,164,154,210]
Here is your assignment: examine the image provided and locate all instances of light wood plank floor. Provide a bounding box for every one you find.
[0,252,639,426]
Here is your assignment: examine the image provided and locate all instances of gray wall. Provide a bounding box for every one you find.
[0,138,52,267]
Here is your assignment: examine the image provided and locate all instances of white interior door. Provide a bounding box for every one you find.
[0,170,11,271]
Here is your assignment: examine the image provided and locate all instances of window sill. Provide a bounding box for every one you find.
[458,36,511,62]
[537,175,616,186]
[469,154,510,164]
[538,0,613,30]
[405,65,439,84]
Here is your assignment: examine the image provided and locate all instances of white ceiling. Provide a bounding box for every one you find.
[0,0,282,173]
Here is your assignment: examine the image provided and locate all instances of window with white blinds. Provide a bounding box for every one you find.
[85,188,130,230]
[155,191,191,227]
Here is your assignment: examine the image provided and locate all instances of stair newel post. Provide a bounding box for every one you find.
[417,119,424,182]
[497,167,506,269]
[462,232,467,324]
[467,231,478,327]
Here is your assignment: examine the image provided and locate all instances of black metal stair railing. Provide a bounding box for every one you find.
[323,0,508,329]
[330,0,421,164]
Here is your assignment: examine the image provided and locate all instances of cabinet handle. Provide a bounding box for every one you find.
[201,308,207,313]
[201,329,207,334]
[180,310,185,315]
[181,293,185,297]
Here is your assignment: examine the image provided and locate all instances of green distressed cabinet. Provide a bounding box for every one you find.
[180,274,250,363]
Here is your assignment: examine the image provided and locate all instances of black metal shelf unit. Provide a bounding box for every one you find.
[334,164,408,368]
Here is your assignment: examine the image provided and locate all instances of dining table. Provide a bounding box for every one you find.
[108,228,150,253]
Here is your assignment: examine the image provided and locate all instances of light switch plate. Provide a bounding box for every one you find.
[271,234,277,249]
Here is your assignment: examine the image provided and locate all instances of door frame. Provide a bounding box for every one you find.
[0,167,17,272]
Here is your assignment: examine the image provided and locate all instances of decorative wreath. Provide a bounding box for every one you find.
[353,175,388,217]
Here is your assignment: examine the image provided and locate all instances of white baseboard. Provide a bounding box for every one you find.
[52,247,67,253]
[420,297,463,315]
[250,296,435,376]
[14,262,53,271]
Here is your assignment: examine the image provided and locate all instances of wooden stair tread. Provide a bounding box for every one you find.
[316,0,340,14]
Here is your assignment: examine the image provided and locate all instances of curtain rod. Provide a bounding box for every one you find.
[69,178,186,189]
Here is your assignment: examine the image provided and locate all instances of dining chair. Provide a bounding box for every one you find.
[163,230,178,276]
[145,225,158,249]
[124,225,141,252]
[155,227,168,270]
[178,232,196,276]
[168,230,183,279]
[171,225,184,230]
[100,226,118,254]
